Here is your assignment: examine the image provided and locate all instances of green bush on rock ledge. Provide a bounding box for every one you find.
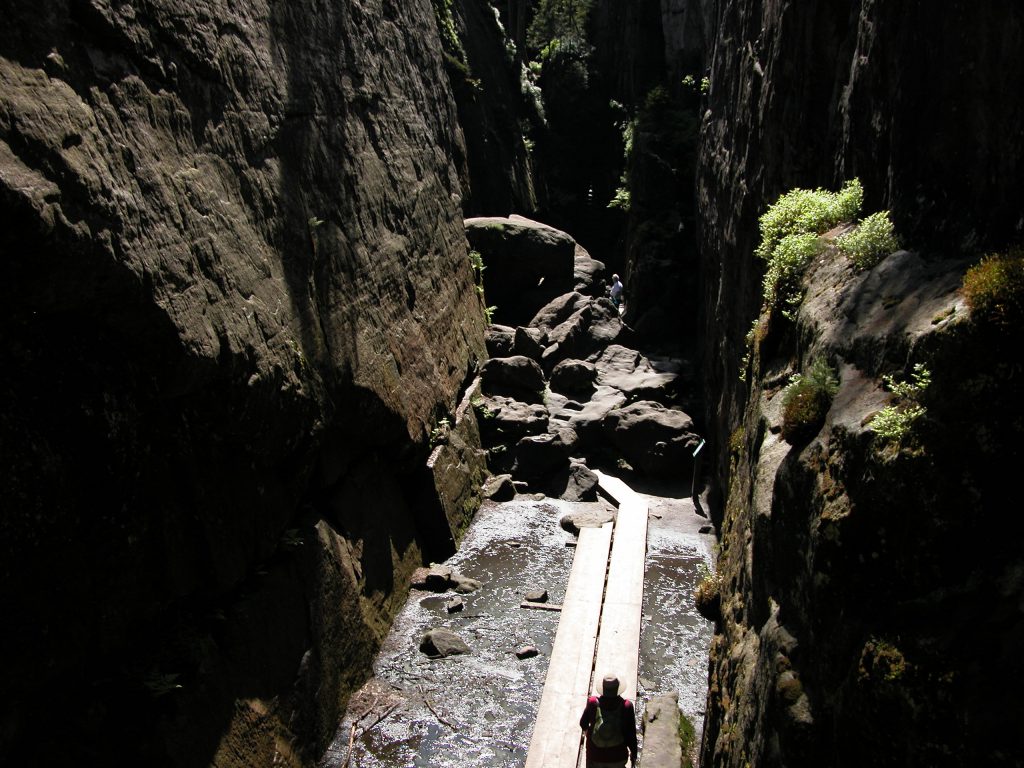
[837,210,900,269]
[962,246,1024,327]
[755,179,863,316]
[869,363,931,448]
[781,357,839,443]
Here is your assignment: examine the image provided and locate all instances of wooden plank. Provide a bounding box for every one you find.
[592,469,637,506]
[525,523,613,768]
[592,478,649,702]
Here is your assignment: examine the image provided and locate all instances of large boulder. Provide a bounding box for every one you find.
[559,507,616,534]
[544,461,600,502]
[574,244,607,296]
[550,359,598,395]
[529,292,590,336]
[602,401,700,477]
[513,428,578,480]
[513,326,545,362]
[540,298,634,372]
[485,324,516,357]
[594,345,679,404]
[465,216,577,326]
[556,386,628,446]
[480,355,546,402]
[419,628,471,658]
[476,395,550,442]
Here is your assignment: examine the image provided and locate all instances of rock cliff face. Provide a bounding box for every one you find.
[0,0,484,764]
[696,2,1024,766]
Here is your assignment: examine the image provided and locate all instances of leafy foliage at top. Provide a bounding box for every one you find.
[962,246,1024,327]
[837,210,900,270]
[755,179,863,262]
[527,0,592,54]
[756,179,863,315]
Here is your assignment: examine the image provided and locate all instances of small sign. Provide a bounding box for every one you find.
[692,438,706,457]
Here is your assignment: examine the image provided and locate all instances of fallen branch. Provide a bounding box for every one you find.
[363,702,400,734]
[341,700,398,768]
[520,601,563,612]
[423,696,458,731]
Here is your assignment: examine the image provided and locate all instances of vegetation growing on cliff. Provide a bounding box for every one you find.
[869,363,931,448]
[837,210,900,269]
[962,246,1024,327]
[781,358,839,443]
[527,0,592,54]
[756,179,862,316]
[695,563,722,622]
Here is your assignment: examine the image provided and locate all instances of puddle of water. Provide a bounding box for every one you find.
[322,494,713,767]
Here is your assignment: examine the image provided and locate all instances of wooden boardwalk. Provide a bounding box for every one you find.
[524,472,649,768]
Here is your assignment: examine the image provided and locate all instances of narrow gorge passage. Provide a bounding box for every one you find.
[325,486,713,768]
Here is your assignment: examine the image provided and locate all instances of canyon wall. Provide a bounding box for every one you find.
[697,1,1024,766]
[0,0,485,764]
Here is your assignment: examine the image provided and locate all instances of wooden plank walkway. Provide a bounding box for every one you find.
[525,523,613,768]
[591,470,649,702]
[524,472,649,768]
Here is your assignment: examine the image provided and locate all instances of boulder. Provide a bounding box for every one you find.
[602,401,700,477]
[446,597,465,613]
[560,508,616,534]
[419,628,471,658]
[476,395,549,443]
[485,324,516,357]
[524,588,548,603]
[452,575,483,594]
[560,462,600,502]
[555,386,628,447]
[641,693,685,768]
[465,216,577,326]
[574,244,607,296]
[529,292,589,335]
[482,473,516,501]
[513,326,545,362]
[594,345,678,403]
[550,359,598,395]
[540,298,634,372]
[480,356,545,402]
[513,428,578,479]
[425,564,454,592]
[515,645,540,659]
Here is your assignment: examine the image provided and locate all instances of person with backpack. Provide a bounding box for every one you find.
[579,674,638,767]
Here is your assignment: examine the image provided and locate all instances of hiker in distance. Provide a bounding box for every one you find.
[609,273,624,313]
[579,674,638,767]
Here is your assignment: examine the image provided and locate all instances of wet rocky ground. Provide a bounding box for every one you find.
[321,486,713,767]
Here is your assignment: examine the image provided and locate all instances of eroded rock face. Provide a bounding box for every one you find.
[465,214,579,326]
[697,4,1024,766]
[0,2,484,764]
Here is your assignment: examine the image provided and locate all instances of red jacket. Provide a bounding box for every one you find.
[579,695,638,763]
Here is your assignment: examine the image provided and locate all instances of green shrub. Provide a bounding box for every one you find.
[869,363,931,445]
[962,246,1024,327]
[781,358,839,443]
[763,232,824,317]
[679,711,697,767]
[837,211,899,269]
[755,179,862,313]
[755,179,863,263]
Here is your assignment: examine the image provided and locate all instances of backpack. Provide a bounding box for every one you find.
[590,699,624,748]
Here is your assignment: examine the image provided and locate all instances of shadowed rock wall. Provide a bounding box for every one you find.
[698,0,1024,505]
[696,2,1024,766]
[0,0,484,764]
